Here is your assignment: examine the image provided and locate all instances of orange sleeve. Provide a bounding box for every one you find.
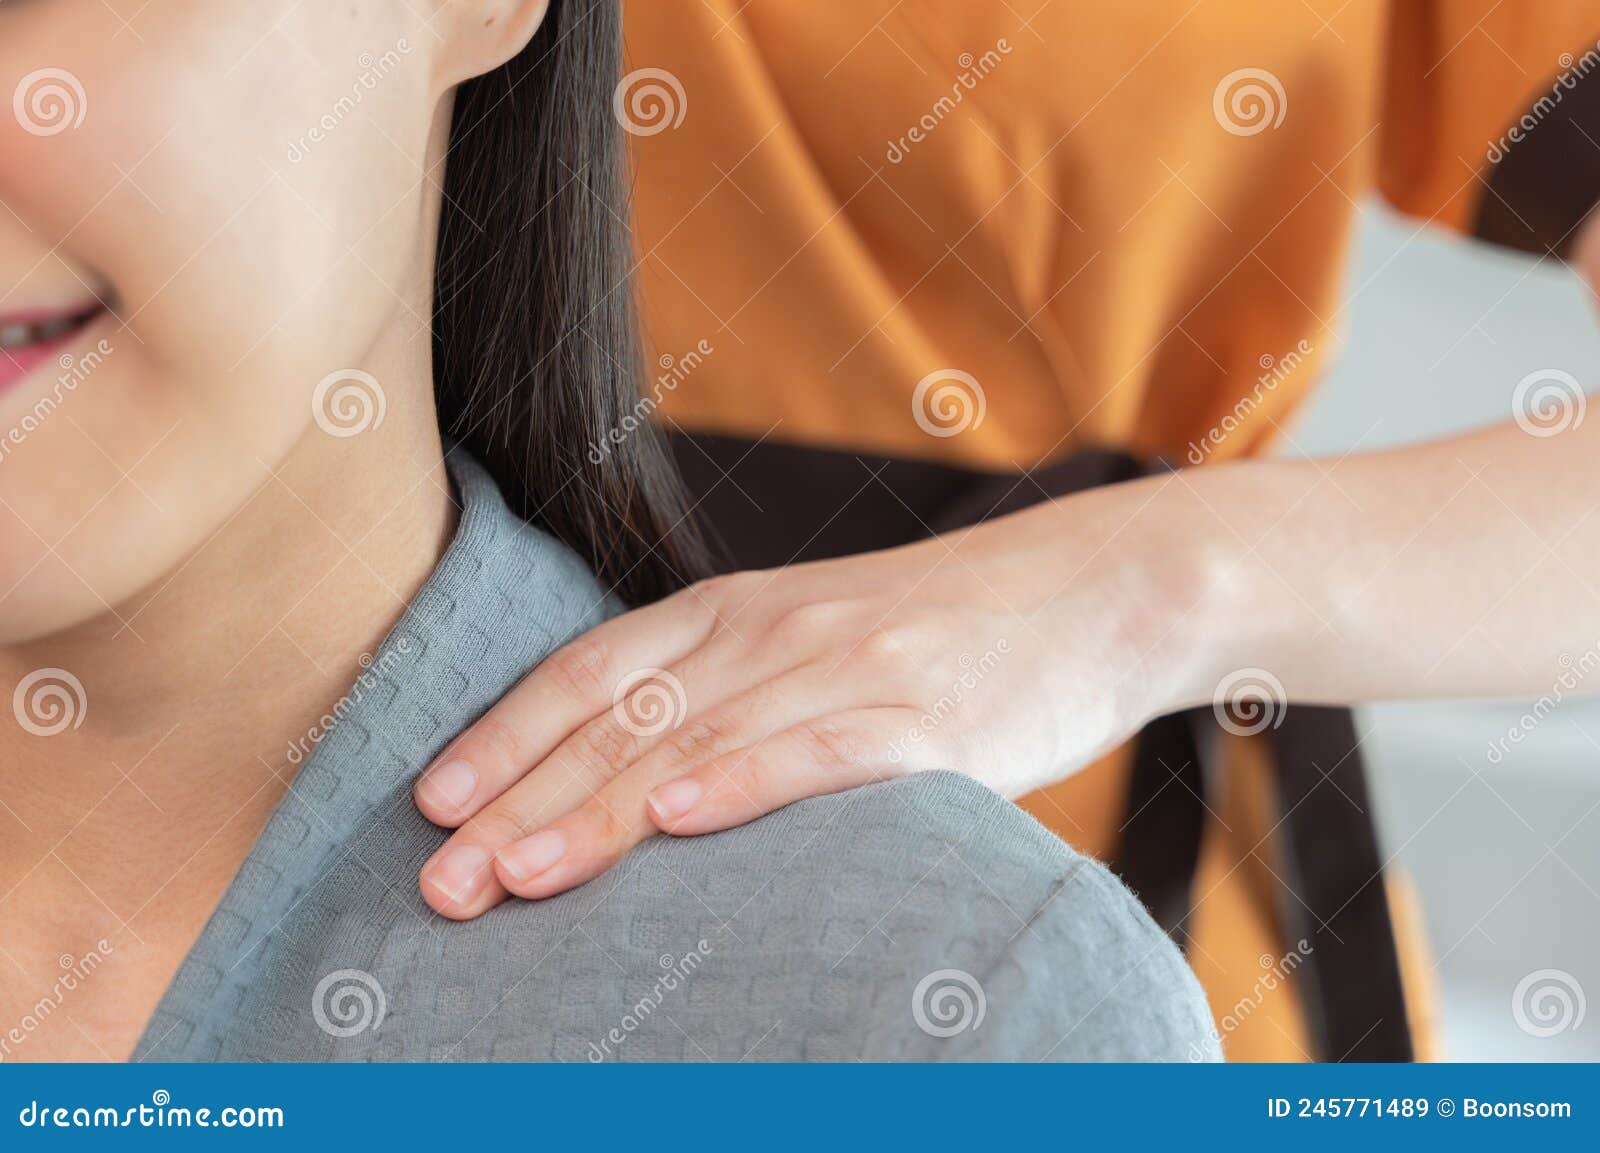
[1380,0,1600,249]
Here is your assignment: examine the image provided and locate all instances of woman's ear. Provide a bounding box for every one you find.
[432,0,552,92]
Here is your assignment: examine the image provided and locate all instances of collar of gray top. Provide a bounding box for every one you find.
[132,446,620,1060]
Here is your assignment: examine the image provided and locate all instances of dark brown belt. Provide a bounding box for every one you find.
[668,430,1413,1061]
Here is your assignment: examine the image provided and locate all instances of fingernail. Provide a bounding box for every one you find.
[647,777,703,823]
[496,829,568,882]
[425,845,490,906]
[417,759,477,814]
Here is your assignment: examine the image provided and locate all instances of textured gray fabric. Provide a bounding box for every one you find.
[133,451,1222,1063]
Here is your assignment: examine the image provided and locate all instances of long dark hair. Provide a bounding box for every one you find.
[432,0,708,605]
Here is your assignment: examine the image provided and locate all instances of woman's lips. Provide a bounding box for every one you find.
[0,302,108,395]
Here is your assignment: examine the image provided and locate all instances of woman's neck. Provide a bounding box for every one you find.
[0,331,457,981]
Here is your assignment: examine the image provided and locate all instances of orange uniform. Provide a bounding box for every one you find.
[623,0,1600,1059]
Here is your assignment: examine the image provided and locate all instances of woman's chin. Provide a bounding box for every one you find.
[0,580,98,647]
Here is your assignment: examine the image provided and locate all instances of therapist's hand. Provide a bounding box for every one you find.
[414,480,1221,918]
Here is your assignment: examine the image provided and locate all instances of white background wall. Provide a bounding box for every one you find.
[1285,204,1599,1060]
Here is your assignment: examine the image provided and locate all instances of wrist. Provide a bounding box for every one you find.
[1098,463,1308,721]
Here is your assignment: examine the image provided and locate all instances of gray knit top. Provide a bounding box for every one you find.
[133,452,1220,1062]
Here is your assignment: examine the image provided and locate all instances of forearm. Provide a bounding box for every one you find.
[1145,414,1600,710]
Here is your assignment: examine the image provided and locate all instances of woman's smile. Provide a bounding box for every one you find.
[0,299,108,394]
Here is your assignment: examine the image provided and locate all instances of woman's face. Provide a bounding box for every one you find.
[0,1,515,645]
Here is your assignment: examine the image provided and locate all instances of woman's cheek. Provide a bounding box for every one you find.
[0,0,438,642]
[5,4,431,409]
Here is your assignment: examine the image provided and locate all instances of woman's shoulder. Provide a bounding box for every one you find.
[157,773,1215,1062]
[458,771,1220,1062]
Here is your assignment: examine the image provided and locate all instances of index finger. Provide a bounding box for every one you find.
[413,585,718,826]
